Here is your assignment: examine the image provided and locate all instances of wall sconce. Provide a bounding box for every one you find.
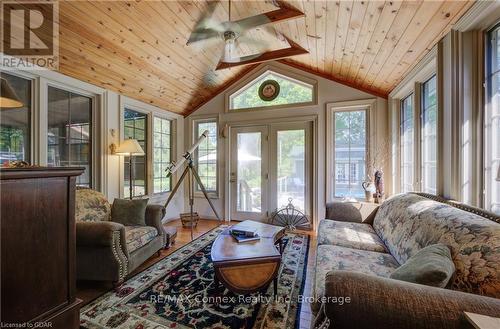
[109,143,117,155]
[109,129,117,154]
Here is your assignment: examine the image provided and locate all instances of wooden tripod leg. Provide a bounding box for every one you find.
[190,164,221,220]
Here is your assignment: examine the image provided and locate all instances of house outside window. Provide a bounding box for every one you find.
[400,94,414,193]
[333,110,367,199]
[124,109,147,197]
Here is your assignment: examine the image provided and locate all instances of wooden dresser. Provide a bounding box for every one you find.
[0,167,84,329]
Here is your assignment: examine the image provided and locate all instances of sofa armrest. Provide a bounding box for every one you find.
[145,204,166,238]
[314,271,500,329]
[325,202,379,224]
[76,221,125,247]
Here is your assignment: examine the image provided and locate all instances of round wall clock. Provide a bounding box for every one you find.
[258,80,280,101]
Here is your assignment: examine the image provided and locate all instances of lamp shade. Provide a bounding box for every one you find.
[116,139,144,155]
[0,78,23,108]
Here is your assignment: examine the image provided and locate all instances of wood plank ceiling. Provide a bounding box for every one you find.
[57,0,474,116]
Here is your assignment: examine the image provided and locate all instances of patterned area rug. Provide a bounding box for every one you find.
[80,225,310,329]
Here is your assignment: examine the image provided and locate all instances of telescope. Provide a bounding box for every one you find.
[163,129,221,240]
[165,130,209,177]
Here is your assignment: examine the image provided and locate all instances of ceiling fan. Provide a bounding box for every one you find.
[187,0,308,71]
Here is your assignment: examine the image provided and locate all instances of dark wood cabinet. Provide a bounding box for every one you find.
[0,167,84,329]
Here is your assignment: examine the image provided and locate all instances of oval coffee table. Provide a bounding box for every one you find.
[211,220,285,295]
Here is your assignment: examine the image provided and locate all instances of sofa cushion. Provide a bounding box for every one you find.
[390,244,455,288]
[373,193,500,298]
[314,245,399,311]
[111,198,149,226]
[125,226,158,253]
[75,188,111,222]
[318,220,388,253]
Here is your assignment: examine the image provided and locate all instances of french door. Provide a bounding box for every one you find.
[229,122,312,223]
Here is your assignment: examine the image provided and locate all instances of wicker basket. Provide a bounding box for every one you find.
[180,212,200,228]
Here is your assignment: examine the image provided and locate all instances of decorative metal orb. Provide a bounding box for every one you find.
[270,198,308,231]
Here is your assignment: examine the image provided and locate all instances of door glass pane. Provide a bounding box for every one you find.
[236,132,261,212]
[277,129,305,211]
[334,110,366,199]
[47,86,92,187]
[0,73,31,165]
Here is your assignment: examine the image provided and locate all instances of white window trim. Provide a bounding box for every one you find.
[188,114,220,199]
[119,96,178,199]
[326,99,376,202]
[389,49,437,194]
[224,63,318,113]
[0,67,106,191]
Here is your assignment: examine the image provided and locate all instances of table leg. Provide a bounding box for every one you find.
[214,271,219,289]
[278,238,284,254]
[273,276,278,296]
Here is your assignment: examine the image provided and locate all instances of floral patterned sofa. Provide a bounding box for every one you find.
[313,193,500,329]
[75,189,167,283]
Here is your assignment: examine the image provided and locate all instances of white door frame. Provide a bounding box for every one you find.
[227,119,314,225]
[229,125,269,221]
[269,122,313,226]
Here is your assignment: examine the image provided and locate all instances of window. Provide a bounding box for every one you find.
[421,76,437,194]
[124,109,147,197]
[229,70,314,110]
[0,73,31,165]
[486,25,500,214]
[400,94,414,193]
[333,110,367,199]
[153,117,171,193]
[194,120,217,193]
[47,86,92,187]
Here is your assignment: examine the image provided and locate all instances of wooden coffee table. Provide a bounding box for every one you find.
[211,220,285,295]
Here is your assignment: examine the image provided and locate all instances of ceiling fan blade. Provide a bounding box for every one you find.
[187,29,220,45]
[216,35,308,70]
[237,36,269,52]
[232,5,304,32]
[187,1,224,45]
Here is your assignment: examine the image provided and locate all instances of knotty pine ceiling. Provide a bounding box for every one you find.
[57,0,474,116]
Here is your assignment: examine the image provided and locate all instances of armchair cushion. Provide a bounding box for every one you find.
[111,198,149,226]
[75,188,111,222]
[76,221,125,247]
[125,226,158,253]
[317,220,388,253]
[390,244,455,288]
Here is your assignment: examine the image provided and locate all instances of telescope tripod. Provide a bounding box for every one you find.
[164,157,221,240]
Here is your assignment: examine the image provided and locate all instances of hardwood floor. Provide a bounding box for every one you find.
[76,219,316,328]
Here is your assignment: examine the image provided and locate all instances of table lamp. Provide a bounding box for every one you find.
[116,138,145,199]
[0,78,23,108]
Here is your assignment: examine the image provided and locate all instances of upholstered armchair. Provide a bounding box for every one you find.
[75,189,166,283]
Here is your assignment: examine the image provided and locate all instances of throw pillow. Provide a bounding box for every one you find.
[111,198,149,226]
[390,244,455,288]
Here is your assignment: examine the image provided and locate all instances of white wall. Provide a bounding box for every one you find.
[185,61,388,229]
[1,66,185,221]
